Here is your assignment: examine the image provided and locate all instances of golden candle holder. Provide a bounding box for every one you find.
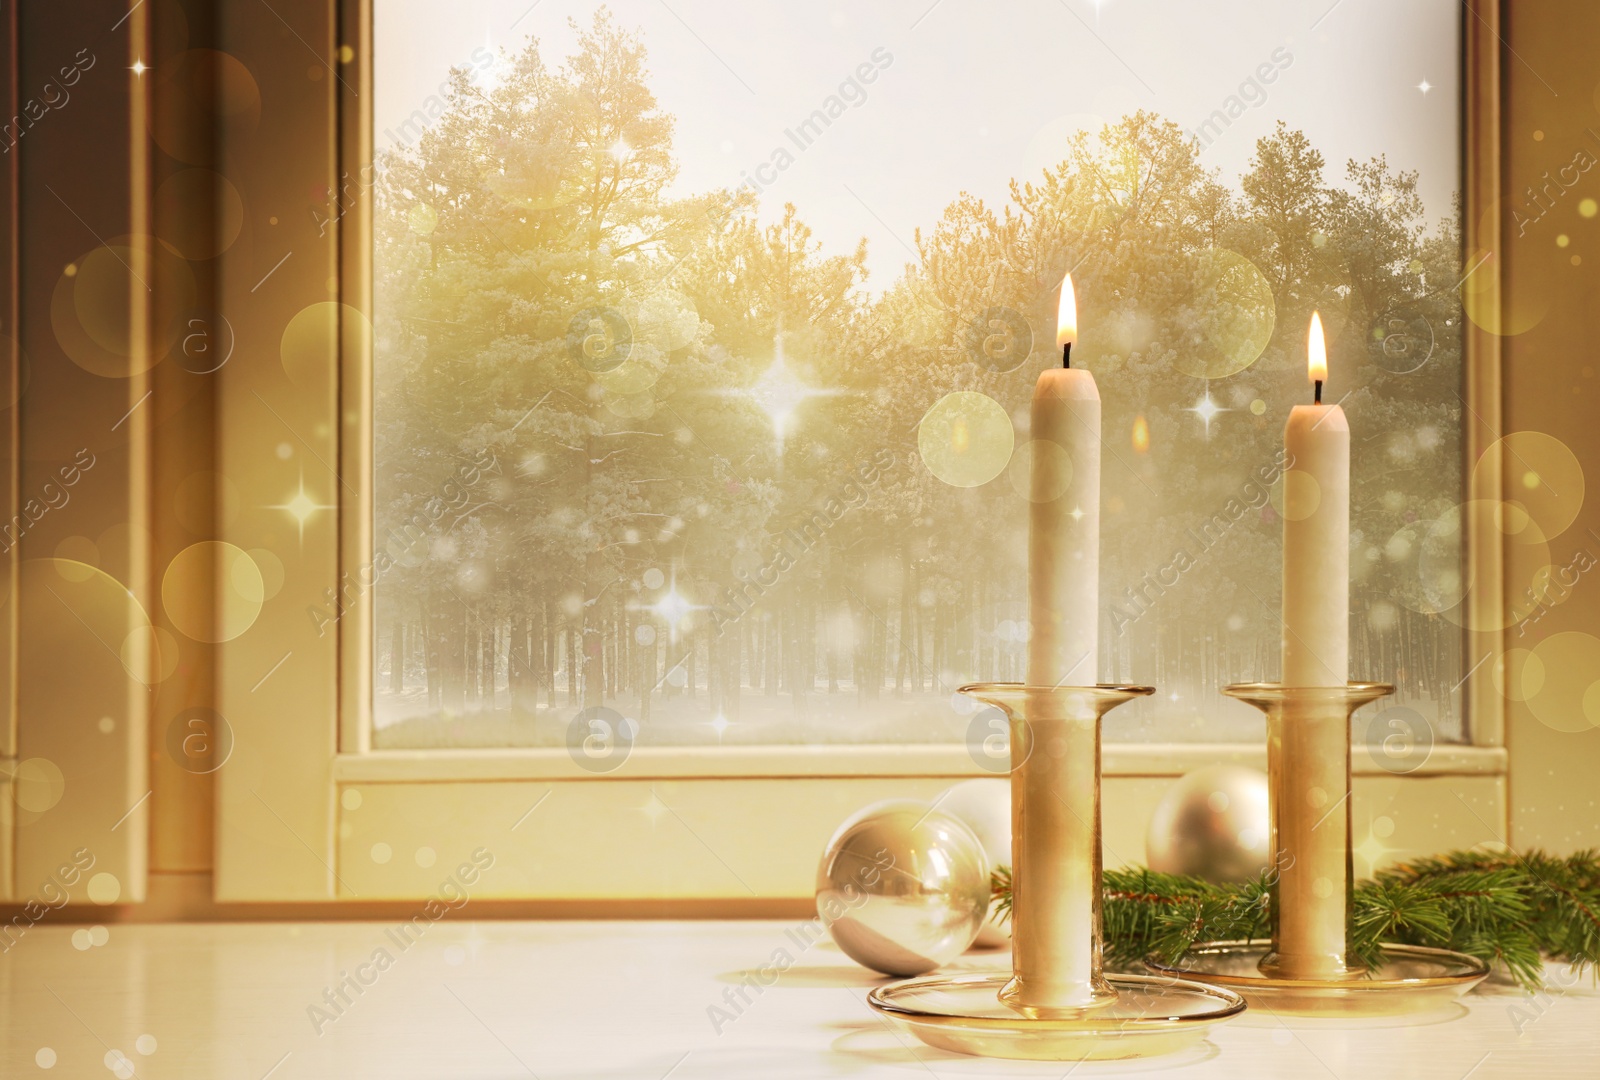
[1144,683,1490,1016]
[868,684,1245,1061]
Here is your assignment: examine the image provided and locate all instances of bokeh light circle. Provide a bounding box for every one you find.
[248,547,286,600]
[150,50,261,166]
[1494,647,1543,703]
[13,757,65,813]
[53,241,197,375]
[1473,431,1585,541]
[282,303,372,391]
[53,536,99,579]
[1282,470,1322,522]
[1410,507,1466,613]
[162,541,264,642]
[1007,438,1073,502]
[917,392,1013,488]
[1434,501,1551,631]
[21,559,155,720]
[408,203,438,235]
[86,872,121,905]
[121,623,180,685]
[1525,631,1600,732]
[1177,250,1275,379]
[1385,519,1451,615]
[155,169,244,259]
[1462,237,1549,336]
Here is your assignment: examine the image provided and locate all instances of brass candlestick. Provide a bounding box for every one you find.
[868,684,1245,1061]
[1249,682,1385,980]
[1145,682,1490,1016]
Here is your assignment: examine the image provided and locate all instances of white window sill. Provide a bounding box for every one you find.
[331,741,1507,781]
[1,920,1584,1077]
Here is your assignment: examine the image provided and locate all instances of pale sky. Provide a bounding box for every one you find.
[375,0,1460,289]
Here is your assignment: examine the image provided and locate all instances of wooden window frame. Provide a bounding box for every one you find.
[214,0,1509,902]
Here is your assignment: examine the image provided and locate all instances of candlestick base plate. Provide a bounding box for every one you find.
[1143,941,1489,1017]
[867,972,1245,1061]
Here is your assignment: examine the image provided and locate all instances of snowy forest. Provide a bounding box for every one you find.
[370,12,1465,749]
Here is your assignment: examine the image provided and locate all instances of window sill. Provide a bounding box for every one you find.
[2,920,1577,1077]
[331,742,1506,782]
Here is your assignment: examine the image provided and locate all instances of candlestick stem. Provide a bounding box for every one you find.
[1223,682,1391,980]
[958,683,1152,1013]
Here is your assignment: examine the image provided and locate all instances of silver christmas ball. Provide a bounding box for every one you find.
[816,798,990,976]
[1145,764,1271,883]
[936,778,1012,947]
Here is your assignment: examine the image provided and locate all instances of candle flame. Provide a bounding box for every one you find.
[1132,414,1150,454]
[951,419,969,453]
[1307,311,1327,385]
[1056,273,1077,348]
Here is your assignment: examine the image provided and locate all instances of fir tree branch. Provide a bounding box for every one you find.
[989,848,1600,990]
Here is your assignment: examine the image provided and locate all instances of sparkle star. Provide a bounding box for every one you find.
[735,333,840,446]
[267,474,335,544]
[653,587,692,626]
[1417,78,1432,94]
[1068,505,1085,522]
[1354,831,1397,876]
[1186,392,1229,436]
[130,59,149,76]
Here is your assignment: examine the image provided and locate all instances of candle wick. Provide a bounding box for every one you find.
[1062,342,1072,369]
[1314,379,1323,405]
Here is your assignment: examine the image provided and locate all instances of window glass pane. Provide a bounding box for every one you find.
[371,1,1465,750]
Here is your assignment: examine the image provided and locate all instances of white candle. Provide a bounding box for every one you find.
[1028,274,1099,688]
[1007,275,1108,1011]
[1281,312,1349,687]
[1268,313,1357,979]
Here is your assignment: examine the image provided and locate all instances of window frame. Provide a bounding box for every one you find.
[214,0,1508,902]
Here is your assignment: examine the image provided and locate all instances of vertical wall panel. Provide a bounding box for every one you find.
[8,1,150,904]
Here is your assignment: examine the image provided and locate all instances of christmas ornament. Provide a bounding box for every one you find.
[816,798,989,976]
[1144,764,1270,884]
[936,778,1011,947]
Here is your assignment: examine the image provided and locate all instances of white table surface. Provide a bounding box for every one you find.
[0,920,1594,1078]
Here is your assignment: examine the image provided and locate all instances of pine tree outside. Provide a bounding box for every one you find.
[368,8,1467,755]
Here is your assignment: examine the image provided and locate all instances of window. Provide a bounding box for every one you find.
[370,2,1467,751]
[214,0,1507,902]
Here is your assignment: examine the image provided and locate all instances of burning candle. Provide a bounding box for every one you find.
[1281,312,1349,687]
[1027,274,1099,688]
[1008,274,1107,1010]
[1265,311,1355,980]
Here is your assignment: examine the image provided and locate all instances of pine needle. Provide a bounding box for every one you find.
[989,848,1600,990]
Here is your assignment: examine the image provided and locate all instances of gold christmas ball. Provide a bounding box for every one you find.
[1145,765,1271,883]
[816,799,989,976]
